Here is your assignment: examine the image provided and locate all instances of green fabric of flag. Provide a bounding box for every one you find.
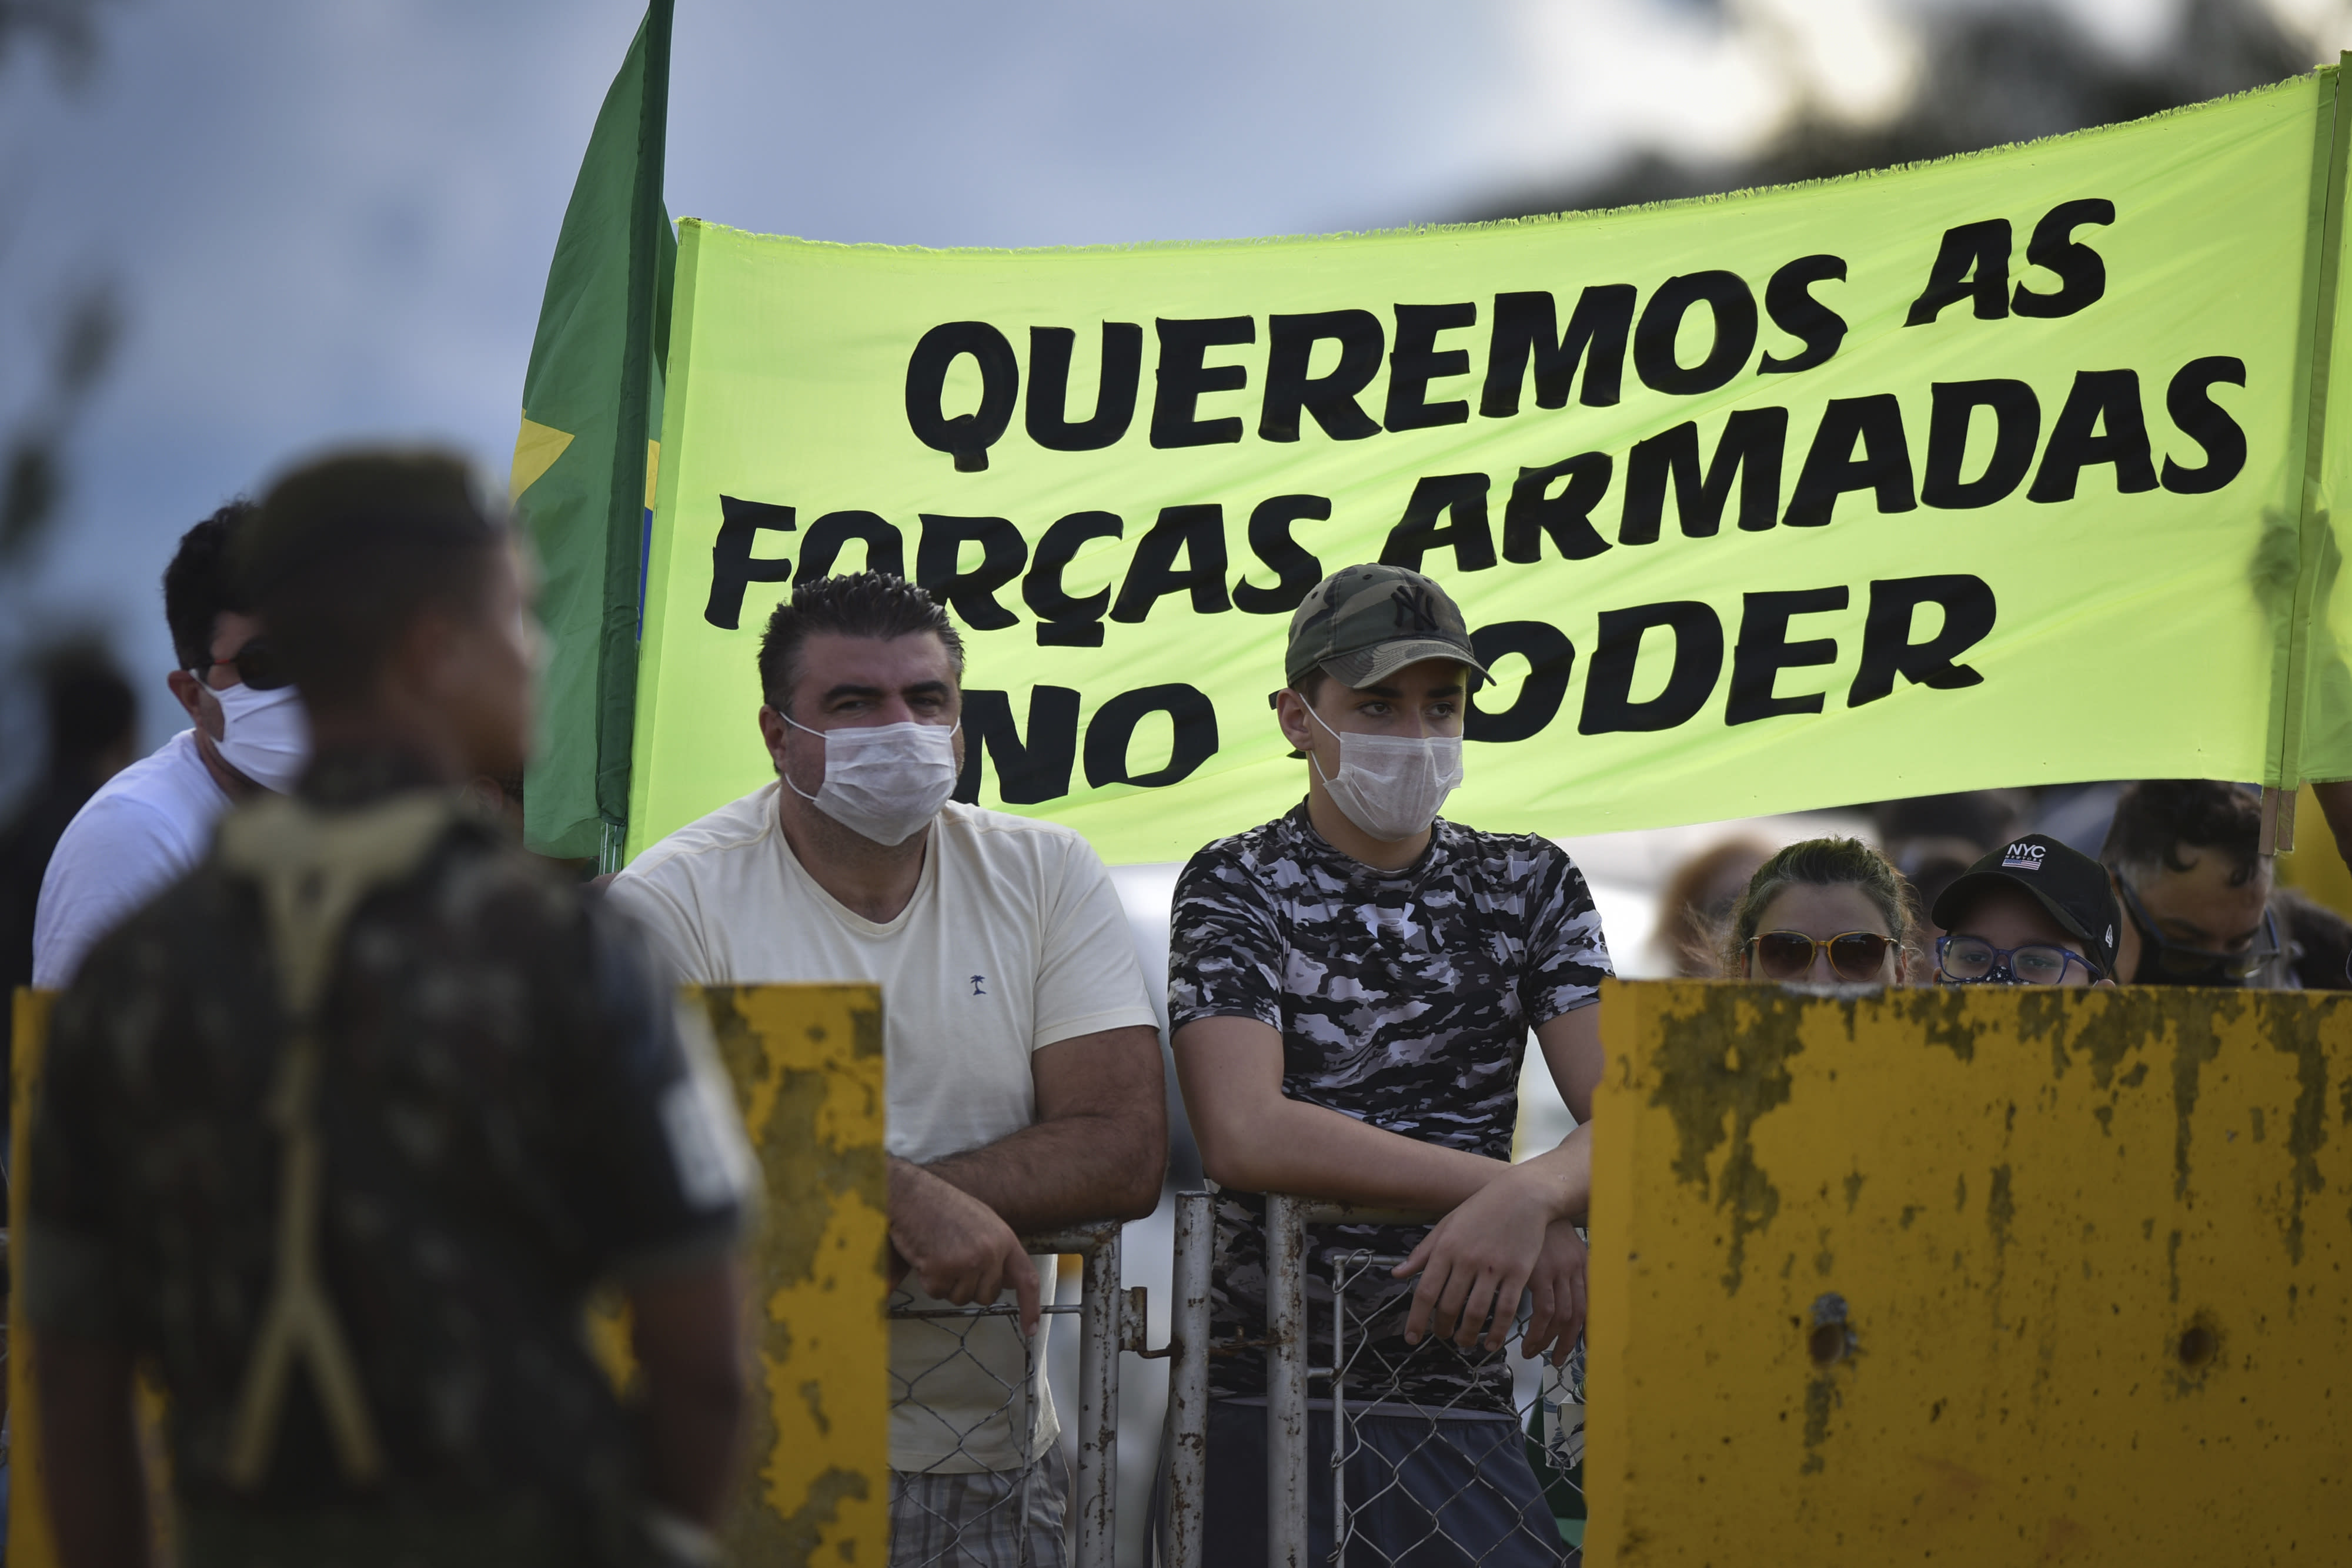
[510,0,674,864]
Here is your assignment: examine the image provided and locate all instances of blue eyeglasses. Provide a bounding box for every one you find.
[1936,935,2103,986]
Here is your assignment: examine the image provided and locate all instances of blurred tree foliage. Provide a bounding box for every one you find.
[1,0,125,574]
[0,287,119,575]
[1,0,127,804]
[1472,0,2320,219]
[0,0,119,84]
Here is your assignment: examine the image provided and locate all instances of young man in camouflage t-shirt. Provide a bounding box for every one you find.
[1170,564,1609,1566]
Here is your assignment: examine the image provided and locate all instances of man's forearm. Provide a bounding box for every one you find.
[922,1111,1164,1233]
[629,1261,749,1530]
[38,1333,152,1568]
[1198,1092,1518,1215]
[640,1371,744,1527]
[1511,1124,1592,1224]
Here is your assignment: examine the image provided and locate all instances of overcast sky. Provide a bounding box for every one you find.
[2,0,2341,760]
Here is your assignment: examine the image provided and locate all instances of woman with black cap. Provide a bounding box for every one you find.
[1931,833,2122,987]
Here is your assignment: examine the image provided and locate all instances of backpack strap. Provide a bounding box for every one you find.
[212,791,465,1491]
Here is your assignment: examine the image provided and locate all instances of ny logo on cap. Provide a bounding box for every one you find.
[2002,842,2046,870]
[1389,582,1444,633]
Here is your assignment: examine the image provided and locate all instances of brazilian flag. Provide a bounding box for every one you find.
[509,0,674,867]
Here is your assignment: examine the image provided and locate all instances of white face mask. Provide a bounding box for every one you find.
[1305,704,1463,842]
[782,714,961,847]
[209,681,312,794]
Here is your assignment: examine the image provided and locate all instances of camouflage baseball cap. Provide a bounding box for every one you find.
[1285,564,1489,689]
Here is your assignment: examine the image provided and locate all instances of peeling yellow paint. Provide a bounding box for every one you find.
[10,988,59,1568]
[697,984,888,1566]
[1586,979,2352,1564]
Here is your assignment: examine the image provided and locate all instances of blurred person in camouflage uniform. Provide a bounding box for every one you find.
[25,450,754,1568]
[1169,564,1608,1567]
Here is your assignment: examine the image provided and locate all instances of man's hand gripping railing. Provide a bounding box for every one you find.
[1264,1196,1583,1568]
[887,1219,1155,1568]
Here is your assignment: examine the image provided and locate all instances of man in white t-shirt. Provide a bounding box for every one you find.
[32,502,312,988]
[607,571,1165,1568]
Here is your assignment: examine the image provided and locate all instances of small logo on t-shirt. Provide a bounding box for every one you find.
[2002,842,2046,870]
[970,974,987,997]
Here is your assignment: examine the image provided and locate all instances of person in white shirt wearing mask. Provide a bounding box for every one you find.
[32,502,310,987]
[607,570,1165,1568]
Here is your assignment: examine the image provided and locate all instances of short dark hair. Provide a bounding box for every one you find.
[757,571,964,717]
[162,500,256,670]
[38,638,135,767]
[237,449,503,710]
[2101,780,2263,887]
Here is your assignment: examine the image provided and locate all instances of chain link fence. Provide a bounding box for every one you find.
[1161,1192,1586,1568]
[1318,1245,1581,1567]
[889,1219,1148,1568]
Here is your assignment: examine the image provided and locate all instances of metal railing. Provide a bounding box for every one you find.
[1160,1193,1585,1568]
[1164,1193,1214,1568]
[890,1220,1150,1568]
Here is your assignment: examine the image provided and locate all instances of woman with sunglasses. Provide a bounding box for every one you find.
[1723,837,1918,985]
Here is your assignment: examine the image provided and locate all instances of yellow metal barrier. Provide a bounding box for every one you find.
[1586,979,2352,1564]
[28,972,2346,1562]
[700,983,889,1563]
[9,987,61,1568]
[6,982,889,1568]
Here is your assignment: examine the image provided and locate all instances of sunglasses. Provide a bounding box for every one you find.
[188,637,292,692]
[1748,930,1897,982]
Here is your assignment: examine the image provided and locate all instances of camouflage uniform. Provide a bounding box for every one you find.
[24,744,749,1567]
[1168,804,1612,1412]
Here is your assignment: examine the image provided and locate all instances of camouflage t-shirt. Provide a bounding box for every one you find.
[1168,804,1612,1410]
[25,747,749,1539]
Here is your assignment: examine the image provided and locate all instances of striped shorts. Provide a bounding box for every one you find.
[888,1450,1070,1568]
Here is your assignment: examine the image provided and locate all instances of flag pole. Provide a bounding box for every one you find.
[599,0,675,874]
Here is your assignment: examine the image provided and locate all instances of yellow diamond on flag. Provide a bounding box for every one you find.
[509,414,574,502]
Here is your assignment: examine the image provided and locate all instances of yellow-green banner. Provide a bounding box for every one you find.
[630,68,2352,865]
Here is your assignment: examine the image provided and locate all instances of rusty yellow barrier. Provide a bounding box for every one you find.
[9,987,61,1568]
[699,983,890,1563]
[1586,979,2352,1564]
[6,982,888,1568]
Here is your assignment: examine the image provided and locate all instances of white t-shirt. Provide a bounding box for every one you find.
[32,729,233,988]
[608,784,1158,1473]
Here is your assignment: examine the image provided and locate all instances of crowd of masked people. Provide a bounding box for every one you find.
[3,447,2345,1568]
